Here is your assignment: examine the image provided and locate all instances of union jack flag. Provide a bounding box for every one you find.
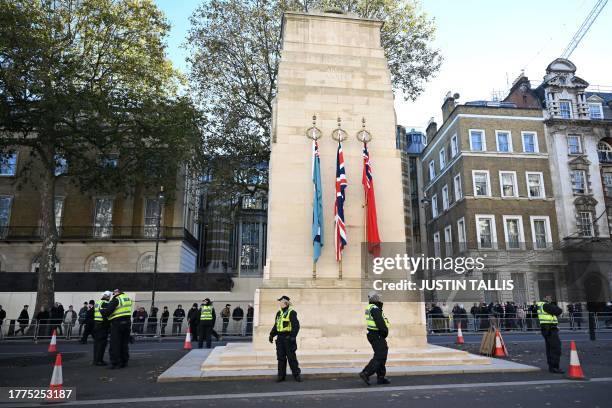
[334,141,348,261]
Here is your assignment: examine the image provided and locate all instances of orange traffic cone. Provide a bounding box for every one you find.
[47,353,63,400]
[183,327,192,350]
[493,329,507,357]
[567,340,585,380]
[456,323,464,345]
[48,329,57,353]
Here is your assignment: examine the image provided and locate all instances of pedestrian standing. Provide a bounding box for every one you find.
[246,304,254,335]
[187,303,199,342]
[93,291,111,366]
[360,293,390,386]
[161,307,169,336]
[172,305,185,335]
[63,305,77,338]
[198,299,216,349]
[80,300,95,344]
[35,306,50,337]
[232,305,244,335]
[102,289,133,369]
[0,305,5,338]
[221,304,231,335]
[537,295,564,373]
[269,295,301,382]
[78,302,88,335]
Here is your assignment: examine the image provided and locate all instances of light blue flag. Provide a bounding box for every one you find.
[312,140,324,262]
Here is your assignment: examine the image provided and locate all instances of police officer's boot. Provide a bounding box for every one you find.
[294,374,302,382]
[377,377,391,385]
[359,371,370,386]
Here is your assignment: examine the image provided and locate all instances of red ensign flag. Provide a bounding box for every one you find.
[362,143,381,256]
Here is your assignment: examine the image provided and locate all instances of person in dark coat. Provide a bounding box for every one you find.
[187,303,200,342]
[198,299,217,349]
[35,307,50,337]
[160,307,169,336]
[101,289,133,369]
[78,302,88,335]
[269,295,301,382]
[80,300,95,344]
[50,302,63,335]
[172,305,185,335]
[147,307,158,335]
[232,305,244,335]
[0,305,6,332]
[537,295,564,373]
[15,305,29,335]
[246,304,254,335]
[360,293,390,385]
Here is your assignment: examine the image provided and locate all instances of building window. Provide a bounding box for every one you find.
[469,130,486,151]
[240,222,261,274]
[442,185,449,210]
[439,149,446,169]
[0,153,17,176]
[571,170,586,194]
[526,172,545,198]
[457,217,467,252]
[472,170,490,197]
[429,160,436,181]
[444,225,453,256]
[453,174,463,200]
[431,194,439,218]
[476,215,496,249]
[559,100,572,119]
[93,198,113,238]
[503,216,524,250]
[603,173,612,197]
[89,255,109,272]
[597,141,612,163]
[499,171,518,198]
[451,134,459,157]
[495,131,512,152]
[0,196,12,238]
[139,254,156,272]
[433,231,441,257]
[521,132,538,153]
[567,135,582,154]
[144,198,163,238]
[578,212,594,237]
[588,103,603,119]
[54,197,64,232]
[530,216,552,250]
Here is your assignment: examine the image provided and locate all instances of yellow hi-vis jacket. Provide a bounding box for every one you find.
[94,299,109,322]
[109,293,132,320]
[365,304,390,331]
[536,301,558,325]
[276,307,294,333]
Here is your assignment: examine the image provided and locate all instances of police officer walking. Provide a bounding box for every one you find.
[92,291,111,366]
[198,298,216,349]
[101,289,133,369]
[269,295,301,382]
[360,293,391,385]
[537,295,564,373]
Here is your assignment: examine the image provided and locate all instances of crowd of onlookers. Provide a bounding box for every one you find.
[425,301,612,332]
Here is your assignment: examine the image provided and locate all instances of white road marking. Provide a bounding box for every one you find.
[9,377,612,407]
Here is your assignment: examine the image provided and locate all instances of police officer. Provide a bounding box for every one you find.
[92,291,111,366]
[269,295,301,382]
[360,293,390,385]
[101,289,133,369]
[198,298,216,349]
[537,295,564,373]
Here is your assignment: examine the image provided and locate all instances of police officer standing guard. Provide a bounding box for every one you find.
[537,295,564,373]
[102,288,133,369]
[269,295,301,382]
[360,293,391,385]
[92,291,111,366]
[198,298,216,349]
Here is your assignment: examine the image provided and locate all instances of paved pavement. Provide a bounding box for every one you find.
[0,333,610,407]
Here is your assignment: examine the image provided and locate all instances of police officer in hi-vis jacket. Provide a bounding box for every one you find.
[269,295,301,382]
[360,292,391,385]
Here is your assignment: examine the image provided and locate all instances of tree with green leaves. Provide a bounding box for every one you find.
[188,0,441,198]
[0,0,200,312]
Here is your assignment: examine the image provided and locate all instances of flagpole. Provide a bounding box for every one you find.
[364,142,368,280]
[339,259,342,280]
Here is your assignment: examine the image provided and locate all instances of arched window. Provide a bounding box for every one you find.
[598,141,612,163]
[139,253,156,273]
[88,255,109,272]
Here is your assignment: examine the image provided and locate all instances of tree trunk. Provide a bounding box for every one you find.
[34,158,58,313]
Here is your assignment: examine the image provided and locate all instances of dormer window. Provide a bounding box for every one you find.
[589,102,603,119]
[559,101,572,119]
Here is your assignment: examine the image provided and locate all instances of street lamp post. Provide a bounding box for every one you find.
[151,186,165,311]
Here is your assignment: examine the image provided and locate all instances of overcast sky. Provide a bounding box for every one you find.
[155,0,612,131]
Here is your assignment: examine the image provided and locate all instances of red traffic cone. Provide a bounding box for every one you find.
[48,329,57,353]
[183,327,192,350]
[47,353,63,400]
[567,340,585,380]
[493,329,507,357]
[456,323,465,344]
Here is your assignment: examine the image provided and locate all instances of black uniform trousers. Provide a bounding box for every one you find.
[276,333,300,378]
[109,317,131,367]
[198,322,213,348]
[363,331,388,378]
[93,322,109,363]
[541,324,561,369]
[80,321,94,343]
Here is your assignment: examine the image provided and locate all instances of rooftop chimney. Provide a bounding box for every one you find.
[425,117,437,143]
[441,92,460,122]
